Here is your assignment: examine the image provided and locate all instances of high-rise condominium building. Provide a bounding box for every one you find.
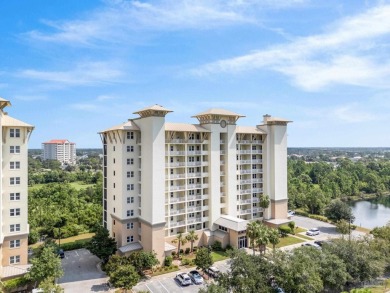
[100,105,291,261]
[0,98,34,278]
[42,139,76,165]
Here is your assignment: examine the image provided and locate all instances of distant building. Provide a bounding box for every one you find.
[0,97,34,278]
[42,139,76,165]
[99,105,291,261]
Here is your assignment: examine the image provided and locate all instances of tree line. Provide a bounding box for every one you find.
[288,157,390,214]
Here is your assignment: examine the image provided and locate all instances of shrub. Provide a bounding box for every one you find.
[295,209,309,217]
[212,240,223,251]
[225,244,233,251]
[164,256,173,267]
[288,221,296,234]
[309,214,329,223]
[60,239,91,251]
[3,277,30,290]
[171,251,176,257]
[181,258,191,266]
[179,249,184,254]
[185,247,191,254]
[28,229,40,245]
[193,246,198,252]
[278,225,291,237]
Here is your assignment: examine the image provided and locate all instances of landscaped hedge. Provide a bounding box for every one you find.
[294,209,309,217]
[3,276,31,291]
[308,214,330,223]
[278,225,291,237]
[60,239,91,251]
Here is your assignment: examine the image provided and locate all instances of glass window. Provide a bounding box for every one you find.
[10,208,20,216]
[10,255,20,264]
[10,161,20,169]
[10,224,21,232]
[10,193,20,200]
[10,129,20,138]
[10,146,21,154]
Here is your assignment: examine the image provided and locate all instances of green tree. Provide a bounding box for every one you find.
[185,230,198,253]
[87,225,117,263]
[171,232,187,257]
[336,220,350,238]
[325,199,355,223]
[128,251,159,275]
[194,247,213,273]
[259,194,270,209]
[39,277,64,293]
[25,246,64,285]
[108,264,140,293]
[246,221,259,256]
[268,228,280,252]
[255,223,269,255]
[288,221,295,234]
[198,283,228,293]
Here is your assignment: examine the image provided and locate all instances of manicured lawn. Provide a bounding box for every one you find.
[211,251,230,262]
[268,236,305,248]
[29,232,95,249]
[29,181,95,191]
[294,227,307,234]
[294,234,313,240]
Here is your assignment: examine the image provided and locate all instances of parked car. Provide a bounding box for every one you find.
[176,273,192,286]
[306,228,320,236]
[302,243,321,249]
[205,266,220,278]
[188,270,204,284]
[287,210,295,216]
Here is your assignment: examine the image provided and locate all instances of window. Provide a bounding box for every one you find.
[10,224,20,232]
[127,158,134,165]
[252,164,257,169]
[10,162,20,169]
[127,236,134,243]
[127,210,134,217]
[9,239,20,248]
[127,197,134,204]
[188,178,195,184]
[113,146,116,151]
[127,184,134,191]
[127,222,134,229]
[10,208,20,216]
[10,193,20,201]
[10,146,20,154]
[188,157,195,162]
[127,146,134,152]
[10,255,20,264]
[188,145,195,151]
[127,132,134,139]
[252,145,256,150]
[10,129,20,138]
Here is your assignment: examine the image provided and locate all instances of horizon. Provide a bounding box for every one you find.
[2,1,390,148]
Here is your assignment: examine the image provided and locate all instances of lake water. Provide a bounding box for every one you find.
[349,197,390,229]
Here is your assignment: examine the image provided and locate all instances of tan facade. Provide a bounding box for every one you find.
[100,106,290,260]
[0,98,34,274]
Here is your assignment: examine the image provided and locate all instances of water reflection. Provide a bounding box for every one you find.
[348,196,390,229]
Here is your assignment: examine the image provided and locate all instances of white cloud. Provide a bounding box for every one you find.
[18,61,124,86]
[194,4,390,91]
[24,0,309,46]
[332,104,377,123]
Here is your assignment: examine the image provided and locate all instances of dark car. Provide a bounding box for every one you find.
[188,270,204,285]
[57,249,65,259]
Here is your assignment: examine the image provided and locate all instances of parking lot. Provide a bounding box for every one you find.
[58,249,110,292]
[133,261,231,293]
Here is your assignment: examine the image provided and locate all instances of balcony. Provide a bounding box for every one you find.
[237,150,251,154]
[253,169,263,173]
[187,218,202,224]
[238,140,251,144]
[220,140,225,144]
[166,162,186,167]
[239,189,251,195]
[170,221,186,227]
[253,188,263,193]
[220,192,225,197]
[239,199,252,204]
[188,195,202,201]
[188,139,202,143]
[187,172,202,178]
[252,178,263,183]
[220,161,225,165]
[252,159,263,164]
[169,139,185,143]
[238,160,252,164]
[187,184,202,189]
[238,169,252,174]
[252,207,262,213]
[168,185,186,191]
[220,171,225,176]
[252,198,260,203]
[187,206,202,212]
[220,150,225,155]
[169,174,186,179]
[187,151,202,155]
[169,151,186,156]
[170,209,186,215]
[239,209,252,215]
[240,179,252,184]
[252,150,262,154]
[187,162,202,166]
[168,196,186,203]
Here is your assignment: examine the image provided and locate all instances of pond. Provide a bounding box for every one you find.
[348,196,390,229]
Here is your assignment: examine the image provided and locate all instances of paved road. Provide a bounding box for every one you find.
[58,249,110,293]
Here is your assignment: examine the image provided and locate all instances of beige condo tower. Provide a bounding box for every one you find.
[100,105,291,261]
[0,98,34,279]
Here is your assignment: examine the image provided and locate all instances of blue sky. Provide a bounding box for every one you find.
[1,0,390,148]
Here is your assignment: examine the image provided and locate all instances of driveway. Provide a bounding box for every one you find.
[58,249,110,293]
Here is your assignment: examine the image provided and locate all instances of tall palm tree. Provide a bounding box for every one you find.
[267,228,280,252]
[259,194,270,209]
[185,230,198,253]
[255,223,269,255]
[246,221,260,255]
[171,232,187,257]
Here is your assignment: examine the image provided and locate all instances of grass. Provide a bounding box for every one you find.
[29,232,95,249]
[268,236,305,248]
[294,234,313,240]
[363,279,390,293]
[211,251,230,262]
[152,265,180,276]
[295,227,307,234]
[355,226,371,234]
[29,181,95,191]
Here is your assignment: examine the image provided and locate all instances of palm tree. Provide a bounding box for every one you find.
[185,230,198,253]
[255,223,269,255]
[267,228,280,252]
[171,232,187,257]
[246,221,259,255]
[259,194,270,209]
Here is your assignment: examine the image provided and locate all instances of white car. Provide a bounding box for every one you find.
[205,266,220,278]
[306,228,320,236]
[176,273,192,286]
